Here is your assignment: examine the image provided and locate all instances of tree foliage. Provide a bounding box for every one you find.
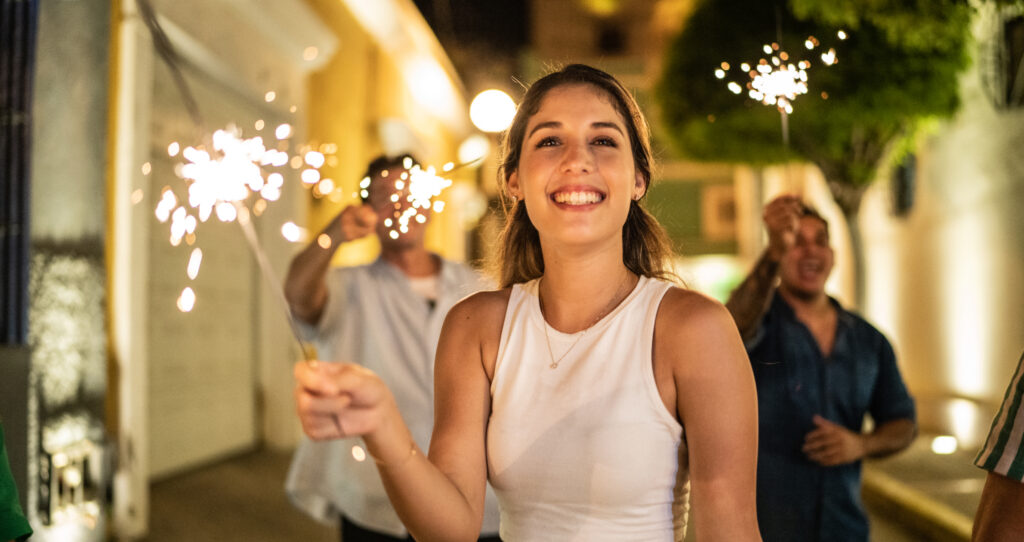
[656,0,972,215]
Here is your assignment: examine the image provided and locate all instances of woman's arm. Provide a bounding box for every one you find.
[293,291,505,542]
[656,289,761,541]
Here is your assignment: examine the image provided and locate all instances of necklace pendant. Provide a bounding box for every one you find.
[549,361,559,369]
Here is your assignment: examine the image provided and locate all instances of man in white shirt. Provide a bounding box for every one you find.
[283,154,500,541]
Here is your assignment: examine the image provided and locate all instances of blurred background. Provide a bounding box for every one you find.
[1,0,1022,540]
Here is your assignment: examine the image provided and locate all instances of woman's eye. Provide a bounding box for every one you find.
[536,136,560,147]
[592,136,617,147]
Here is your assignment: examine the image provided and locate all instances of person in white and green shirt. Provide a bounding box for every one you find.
[973,350,1024,541]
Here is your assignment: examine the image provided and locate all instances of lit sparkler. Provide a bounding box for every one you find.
[716,30,845,144]
[358,156,455,241]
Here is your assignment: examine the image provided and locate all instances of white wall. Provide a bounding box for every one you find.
[859,22,1024,447]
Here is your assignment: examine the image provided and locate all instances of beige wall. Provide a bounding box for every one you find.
[304,0,474,268]
[859,41,1024,447]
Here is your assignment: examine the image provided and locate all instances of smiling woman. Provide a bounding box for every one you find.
[293,64,761,542]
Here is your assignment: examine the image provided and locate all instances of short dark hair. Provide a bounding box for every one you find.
[799,203,830,238]
[360,153,419,202]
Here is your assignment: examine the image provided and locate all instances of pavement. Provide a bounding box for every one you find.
[863,433,984,542]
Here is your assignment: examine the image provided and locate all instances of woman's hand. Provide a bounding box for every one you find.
[293,361,395,441]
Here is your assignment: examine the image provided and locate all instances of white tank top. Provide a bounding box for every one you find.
[487,276,690,541]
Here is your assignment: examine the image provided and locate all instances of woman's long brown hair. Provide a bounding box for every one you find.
[492,64,676,288]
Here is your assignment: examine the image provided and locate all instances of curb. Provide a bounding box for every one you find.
[862,465,974,542]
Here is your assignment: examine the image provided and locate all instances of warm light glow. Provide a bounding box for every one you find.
[317,178,335,194]
[317,233,332,249]
[458,134,490,164]
[404,56,458,121]
[177,287,196,312]
[301,169,320,184]
[303,46,319,61]
[352,445,367,462]
[255,119,265,131]
[470,89,517,133]
[186,248,202,280]
[837,30,848,40]
[168,142,180,157]
[264,91,276,102]
[131,189,145,205]
[281,221,304,243]
[141,162,152,175]
[276,123,292,140]
[931,435,958,455]
[304,151,325,168]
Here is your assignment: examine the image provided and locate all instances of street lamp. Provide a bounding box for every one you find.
[469,89,516,133]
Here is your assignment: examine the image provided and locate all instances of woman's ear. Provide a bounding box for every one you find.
[508,171,522,200]
[633,171,647,200]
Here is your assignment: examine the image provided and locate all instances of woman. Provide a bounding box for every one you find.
[295,64,760,541]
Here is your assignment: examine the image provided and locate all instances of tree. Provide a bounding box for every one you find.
[656,0,974,301]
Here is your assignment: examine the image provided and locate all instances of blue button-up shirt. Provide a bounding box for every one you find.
[747,293,915,542]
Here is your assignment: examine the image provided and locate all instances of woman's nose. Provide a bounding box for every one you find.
[560,139,593,174]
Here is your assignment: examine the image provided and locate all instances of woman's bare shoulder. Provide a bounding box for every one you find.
[656,286,743,349]
[445,288,514,332]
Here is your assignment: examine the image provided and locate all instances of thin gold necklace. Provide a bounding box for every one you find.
[538,271,634,369]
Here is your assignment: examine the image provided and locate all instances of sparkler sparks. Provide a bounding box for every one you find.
[716,31,844,142]
[155,124,337,313]
[358,156,456,241]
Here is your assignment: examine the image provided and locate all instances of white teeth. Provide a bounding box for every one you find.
[553,191,603,205]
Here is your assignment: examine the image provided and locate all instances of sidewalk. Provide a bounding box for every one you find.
[863,434,983,542]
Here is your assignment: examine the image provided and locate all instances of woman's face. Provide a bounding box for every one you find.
[508,84,645,251]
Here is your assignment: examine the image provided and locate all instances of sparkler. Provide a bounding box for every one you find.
[361,156,456,241]
[137,0,461,363]
[716,30,844,145]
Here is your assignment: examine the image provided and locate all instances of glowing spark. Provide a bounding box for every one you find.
[168,142,180,156]
[187,248,203,279]
[304,151,325,168]
[317,178,335,194]
[303,46,319,61]
[131,189,145,205]
[290,105,297,113]
[276,124,292,140]
[352,445,367,462]
[281,221,304,242]
[837,30,847,40]
[718,34,841,115]
[301,169,320,184]
[177,287,196,312]
[317,233,332,249]
[821,48,837,66]
[255,119,265,131]
[142,162,152,175]
[265,91,276,102]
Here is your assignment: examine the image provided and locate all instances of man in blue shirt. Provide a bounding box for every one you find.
[726,195,917,542]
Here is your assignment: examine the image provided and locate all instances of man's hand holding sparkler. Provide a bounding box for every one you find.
[763,194,803,262]
[333,204,379,245]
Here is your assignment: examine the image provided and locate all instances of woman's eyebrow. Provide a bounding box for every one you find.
[527,121,561,138]
[527,120,625,138]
